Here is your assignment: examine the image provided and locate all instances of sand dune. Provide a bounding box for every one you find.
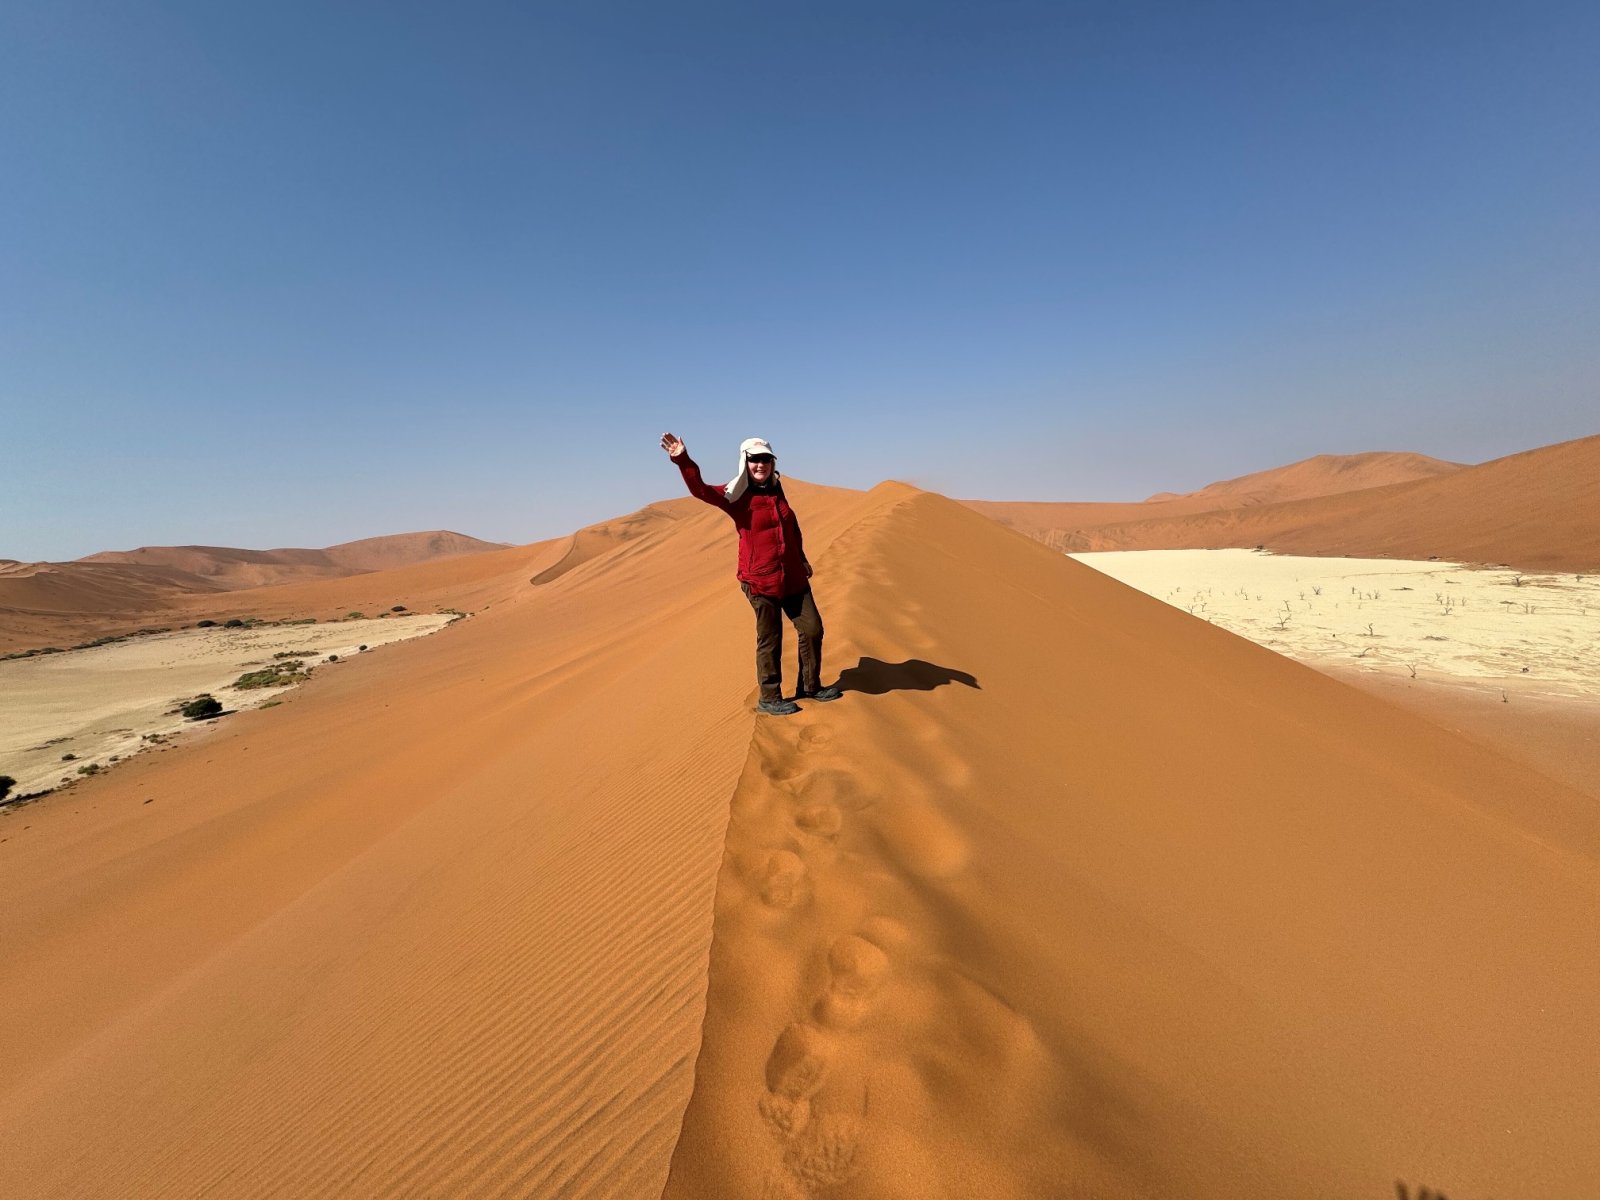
[0,561,231,655]
[666,491,1598,1199]
[81,530,505,586]
[0,481,873,1199]
[972,434,1600,571]
[3,477,1596,1199]
[1143,450,1462,506]
[0,532,506,654]
[965,449,1464,540]
[0,536,542,657]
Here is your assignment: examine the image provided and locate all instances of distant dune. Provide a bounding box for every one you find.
[3,477,1596,1198]
[964,449,1459,540]
[1143,449,1462,505]
[969,435,1599,571]
[0,531,507,654]
[0,561,230,651]
[80,530,505,589]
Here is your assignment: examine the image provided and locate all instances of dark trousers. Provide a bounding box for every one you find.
[742,584,823,702]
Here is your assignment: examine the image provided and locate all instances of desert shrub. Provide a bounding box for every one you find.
[391,605,406,612]
[224,618,245,628]
[326,654,339,662]
[0,776,14,803]
[61,752,77,761]
[181,695,223,719]
[76,763,101,776]
[358,644,368,652]
[346,611,365,620]
[273,650,318,659]
[196,619,218,628]
[234,662,308,689]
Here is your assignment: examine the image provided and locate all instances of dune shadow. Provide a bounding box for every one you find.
[834,656,979,696]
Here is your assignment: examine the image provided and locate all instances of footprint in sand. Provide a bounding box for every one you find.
[757,850,809,909]
[815,934,891,1030]
[785,1112,864,1191]
[758,1168,807,1200]
[797,724,831,749]
[759,1022,834,1138]
[763,758,807,784]
[795,803,843,839]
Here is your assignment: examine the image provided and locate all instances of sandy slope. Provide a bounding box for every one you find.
[665,491,1599,1199]
[0,481,866,1199]
[972,434,1600,571]
[3,478,1596,1199]
[1328,669,1600,809]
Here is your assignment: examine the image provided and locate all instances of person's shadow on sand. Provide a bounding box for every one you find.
[835,657,979,696]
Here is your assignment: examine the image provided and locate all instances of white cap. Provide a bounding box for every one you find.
[741,437,775,459]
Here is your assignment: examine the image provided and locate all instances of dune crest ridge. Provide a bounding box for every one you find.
[0,482,867,1199]
[666,489,1599,1199]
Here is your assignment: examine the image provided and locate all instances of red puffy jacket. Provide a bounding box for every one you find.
[675,453,811,598]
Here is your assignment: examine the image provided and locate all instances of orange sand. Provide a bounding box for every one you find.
[2,476,1596,1199]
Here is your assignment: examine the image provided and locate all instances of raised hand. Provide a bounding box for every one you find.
[660,432,686,458]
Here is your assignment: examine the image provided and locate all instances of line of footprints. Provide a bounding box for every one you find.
[751,725,898,1199]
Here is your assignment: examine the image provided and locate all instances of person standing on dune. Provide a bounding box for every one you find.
[661,432,842,716]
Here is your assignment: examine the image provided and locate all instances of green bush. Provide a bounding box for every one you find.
[181,695,223,719]
[224,618,245,628]
[234,662,309,689]
[346,611,365,620]
[196,619,218,628]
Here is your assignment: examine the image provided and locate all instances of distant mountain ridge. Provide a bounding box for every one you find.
[1143,450,1463,506]
[0,530,510,651]
[76,530,506,591]
[968,436,1599,570]
[963,449,1467,546]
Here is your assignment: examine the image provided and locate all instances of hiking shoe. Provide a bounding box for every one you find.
[798,685,843,702]
[757,698,802,716]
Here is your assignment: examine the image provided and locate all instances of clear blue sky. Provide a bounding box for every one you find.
[4,1,1597,560]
